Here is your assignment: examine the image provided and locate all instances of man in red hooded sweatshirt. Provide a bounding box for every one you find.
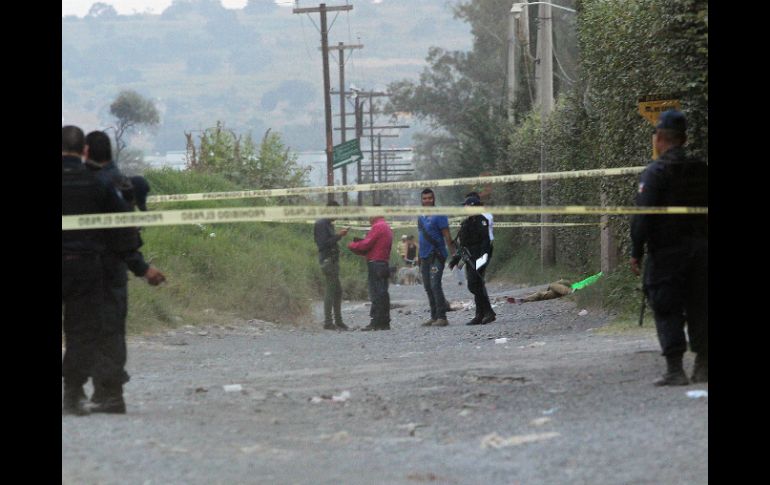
[347,213,394,331]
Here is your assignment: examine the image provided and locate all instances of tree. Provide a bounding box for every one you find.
[385,0,512,180]
[109,90,160,163]
[86,2,118,19]
[188,122,309,189]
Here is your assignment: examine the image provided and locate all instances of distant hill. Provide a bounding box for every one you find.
[62,0,472,153]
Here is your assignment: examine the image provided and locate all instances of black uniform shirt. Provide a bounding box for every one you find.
[86,160,150,277]
[457,214,491,260]
[631,146,708,260]
[62,155,136,255]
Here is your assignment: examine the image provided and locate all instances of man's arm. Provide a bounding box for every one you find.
[630,165,663,275]
[441,227,455,255]
[348,224,381,254]
[115,232,166,285]
[99,183,166,285]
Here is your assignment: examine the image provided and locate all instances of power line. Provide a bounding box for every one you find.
[553,49,575,84]
[346,0,353,45]
[299,13,316,62]
[328,11,340,31]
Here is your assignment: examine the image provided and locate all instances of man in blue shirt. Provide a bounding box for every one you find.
[417,188,456,327]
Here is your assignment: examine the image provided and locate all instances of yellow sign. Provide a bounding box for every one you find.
[637,96,681,125]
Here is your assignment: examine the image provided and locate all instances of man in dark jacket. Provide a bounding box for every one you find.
[449,196,496,325]
[630,110,708,386]
[129,175,151,211]
[314,200,349,330]
[62,125,143,415]
[83,130,166,413]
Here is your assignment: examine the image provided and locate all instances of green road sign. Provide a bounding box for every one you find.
[333,138,363,168]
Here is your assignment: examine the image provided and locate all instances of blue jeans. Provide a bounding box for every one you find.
[421,254,447,320]
[367,261,391,326]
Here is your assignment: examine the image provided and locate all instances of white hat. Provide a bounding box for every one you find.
[401,234,407,239]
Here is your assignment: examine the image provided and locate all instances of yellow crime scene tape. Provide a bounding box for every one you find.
[62,205,707,231]
[145,166,646,203]
[347,222,600,231]
[354,221,599,229]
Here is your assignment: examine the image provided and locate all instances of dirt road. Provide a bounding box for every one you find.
[62,275,708,484]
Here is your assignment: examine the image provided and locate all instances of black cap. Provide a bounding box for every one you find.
[656,109,687,133]
[130,176,150,211]
[462,196,482,206]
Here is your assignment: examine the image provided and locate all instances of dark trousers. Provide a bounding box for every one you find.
[62,254,103,387]
[367,261,390,326]
[321,257,343,325]
[93,259,131,387]
[420,254,447,320]
[644,238,708,357]
[467,265,493,317]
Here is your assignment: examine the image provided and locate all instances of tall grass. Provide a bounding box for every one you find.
[125,170,368,334]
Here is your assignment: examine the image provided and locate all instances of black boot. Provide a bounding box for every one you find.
[323,322,337,330]
[481,312,497,325]
[90,384,126,414]
[62,384,90,416]
[466,314,483,326]
[654,355,689,386]
[691,352,708,383]
[91,384,106,404]
[335,321,349,331]
[361,321,391,331]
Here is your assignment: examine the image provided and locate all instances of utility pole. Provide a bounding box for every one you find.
[536,1,555,267]
[377,134,383,185]
[293,3,353,204]
[507,4,520,122]
[327,42,363,205]
[369,95,376,204]
[332,88,375,206]
[355,94,363,205]
[335,90,404,204]
[508,3,531,122]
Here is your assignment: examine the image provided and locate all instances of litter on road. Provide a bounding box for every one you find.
[686,390,708,399]
[480,431,560,449]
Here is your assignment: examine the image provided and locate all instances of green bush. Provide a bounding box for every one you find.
[491,0,707,312]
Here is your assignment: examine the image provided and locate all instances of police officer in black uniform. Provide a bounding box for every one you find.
[62,125,141,415]
[449,195,496,325]
[84,131,166,413]
[630,110,708,386]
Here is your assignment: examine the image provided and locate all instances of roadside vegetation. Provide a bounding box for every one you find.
[125,136,369,334]
[117,0,706,333]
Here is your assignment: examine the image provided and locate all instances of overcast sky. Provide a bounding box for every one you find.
[61,1,295,17]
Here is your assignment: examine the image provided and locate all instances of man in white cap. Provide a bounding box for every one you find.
[397,234,408,264]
